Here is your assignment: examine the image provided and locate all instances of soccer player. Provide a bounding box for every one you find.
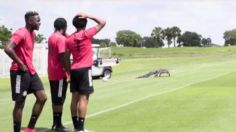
[66,12,106,132]
[4,11,47,132]
[47,17,70,131]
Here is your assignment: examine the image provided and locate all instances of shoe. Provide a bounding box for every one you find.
[52,124,68,131]
[24,128,36,132]
[74,129,90,132]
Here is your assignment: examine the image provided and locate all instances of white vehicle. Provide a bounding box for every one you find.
[92,44,119,79]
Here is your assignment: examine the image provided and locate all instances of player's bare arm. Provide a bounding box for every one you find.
[63,49,71,82]
[76,12,106,32]
[59,51,71,80]
[4,42,27,71]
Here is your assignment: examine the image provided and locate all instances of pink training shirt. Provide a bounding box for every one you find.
[48,32,67,80]
[66,27,97,70]
[10,27,36,75]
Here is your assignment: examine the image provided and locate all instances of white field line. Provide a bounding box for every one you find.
[37,72,230,132]
[2,60,236,130]
[1,70,233,123]
[62,71,231,126]
[1,59,235,105]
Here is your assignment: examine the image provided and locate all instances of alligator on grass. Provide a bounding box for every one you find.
[137,68,170,79]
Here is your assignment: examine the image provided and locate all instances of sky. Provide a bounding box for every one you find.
[1,0,236,45]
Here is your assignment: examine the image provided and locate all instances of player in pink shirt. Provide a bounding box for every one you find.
[66,12,106,132]
[4,11,47,132]
[47,17,70,131]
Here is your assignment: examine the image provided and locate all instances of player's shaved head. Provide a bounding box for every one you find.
[72,16,87,29]
[54,18,67,31]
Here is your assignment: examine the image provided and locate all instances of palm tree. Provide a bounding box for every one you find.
[162,27,173,48]
[171,26,181,47]
[35,34,46,43]
[151,27,164,47]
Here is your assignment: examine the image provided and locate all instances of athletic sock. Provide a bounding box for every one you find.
[28,115,39,128]
[78,117,85,131]
[72,116,78,129]
[53,112,62,126]
[13,121,21,132]
[58,112,62,126]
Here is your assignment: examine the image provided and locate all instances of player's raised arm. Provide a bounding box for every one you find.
[76,12,106,33]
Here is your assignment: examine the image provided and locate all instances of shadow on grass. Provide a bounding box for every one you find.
[21,127,73,132]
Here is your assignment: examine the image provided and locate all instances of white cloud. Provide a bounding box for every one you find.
[1,0,236,45]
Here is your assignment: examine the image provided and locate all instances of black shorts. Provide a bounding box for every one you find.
[10,70,44,101]
[70,67,94,95]
[49,78,68,105]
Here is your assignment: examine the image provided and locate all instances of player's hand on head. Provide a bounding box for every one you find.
[76,12,87,18]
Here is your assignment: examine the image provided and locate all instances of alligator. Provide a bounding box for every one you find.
[137,68,170,78]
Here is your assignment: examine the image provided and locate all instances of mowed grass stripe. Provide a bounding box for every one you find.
[62,71,233,127]
[1,57,236,131]
[59,58,236,129]
[87,58,236,114]
[1,45,236,131]
[86,72,236,132]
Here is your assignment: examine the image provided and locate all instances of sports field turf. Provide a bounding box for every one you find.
[1,46,236,132]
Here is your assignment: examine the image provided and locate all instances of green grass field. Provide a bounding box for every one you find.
[1,46,236,132]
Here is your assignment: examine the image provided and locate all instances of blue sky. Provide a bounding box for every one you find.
[1,0,236,45]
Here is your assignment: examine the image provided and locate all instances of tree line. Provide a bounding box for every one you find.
[0,25,46,48]
[116,26,212,48]
[1,25,236,48]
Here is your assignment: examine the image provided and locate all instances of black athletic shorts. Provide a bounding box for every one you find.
[49,78,68,105]
[10,70,44,101]
[70,67,94,95]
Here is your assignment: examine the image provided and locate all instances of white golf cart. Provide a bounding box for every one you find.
[92,44,119,79]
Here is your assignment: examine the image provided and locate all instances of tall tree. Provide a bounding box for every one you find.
[171,26,181,47]
[35,33,46,43]
[202,38,208,46]
[151,27,164,47]
[202,37,212,47]
[0,25,12,45]
[223,29,236,46]
[207,38,212,45]
[116,30,142,47]
[177,31,202,47]
[162,27,173,48]
[142,37,156,48]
